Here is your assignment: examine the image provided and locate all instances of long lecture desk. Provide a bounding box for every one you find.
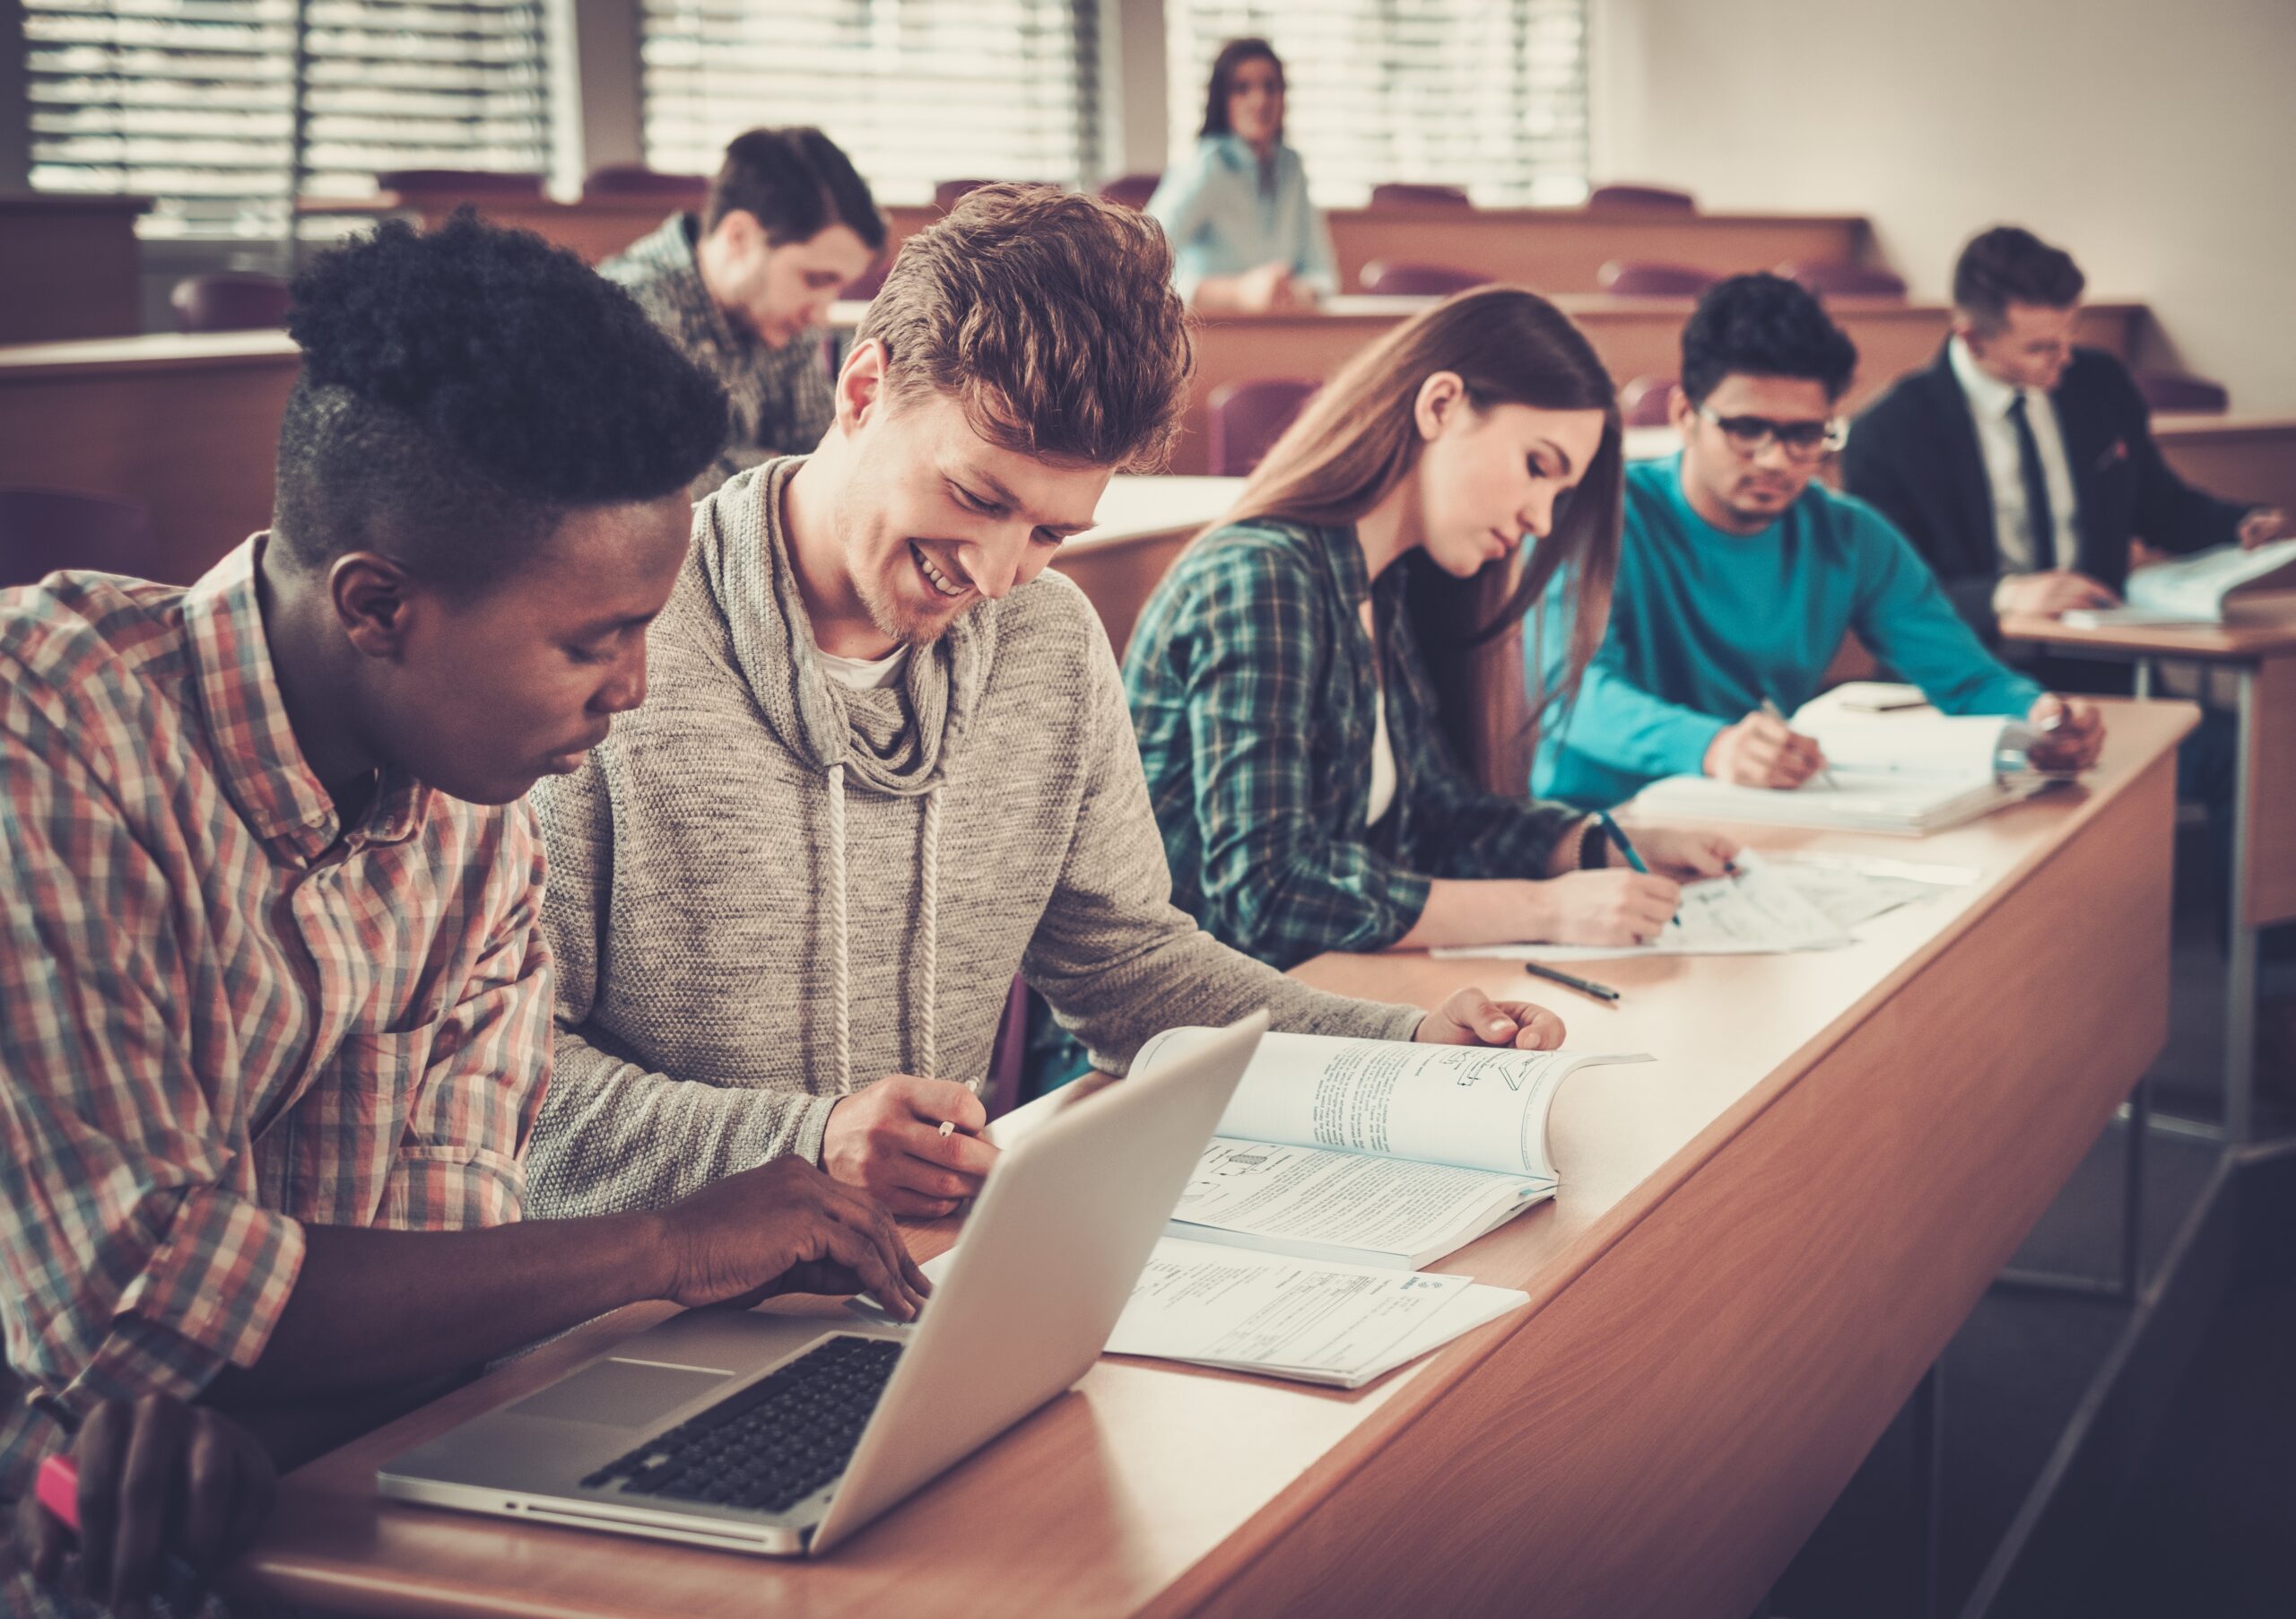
[300,192,1868,296]
[1160,295,2146,475]
[6,324,2263,596]
[2003,614,2296,1143]
[228,700,2191,1618]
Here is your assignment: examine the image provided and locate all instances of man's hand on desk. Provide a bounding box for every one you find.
[2025,693,2106,773]
[653,1156,932,1319]
[5,1394,274,1615]
[1992,569,2119,618]
[1705,709,1826,789]
[1413,988,1568,1051]
[822,1075,997,1218]
[2238,508,2292,549]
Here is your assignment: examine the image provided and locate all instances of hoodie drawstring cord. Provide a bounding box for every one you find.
[827,760,851,1095]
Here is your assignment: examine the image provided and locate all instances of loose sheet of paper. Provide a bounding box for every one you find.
[1101,1238,1497,1381]
[1431,850,1967,962]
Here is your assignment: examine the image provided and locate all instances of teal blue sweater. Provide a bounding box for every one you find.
[1532,455,2044,808]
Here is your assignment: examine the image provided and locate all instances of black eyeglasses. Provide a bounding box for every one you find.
[1696,405,1848,462]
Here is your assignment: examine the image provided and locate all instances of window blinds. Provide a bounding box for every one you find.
[639,0,1100,205]
[24,0,552,239]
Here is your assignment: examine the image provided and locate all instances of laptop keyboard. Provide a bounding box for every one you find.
[580,1335,905,1515]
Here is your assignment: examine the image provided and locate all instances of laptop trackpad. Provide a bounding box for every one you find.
[507,1358,728,1429]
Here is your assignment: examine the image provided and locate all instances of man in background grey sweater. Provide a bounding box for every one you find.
[526,186,1568,1223]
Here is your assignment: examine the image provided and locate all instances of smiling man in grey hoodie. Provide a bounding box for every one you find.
[524,185,1567,1223]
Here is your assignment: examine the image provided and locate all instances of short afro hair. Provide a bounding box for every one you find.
[276,211,728,593]
[1680,272,1860,405]
[1952,225,2085,334]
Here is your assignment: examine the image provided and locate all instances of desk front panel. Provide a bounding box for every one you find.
[2244,653,2296,927]
[0,349,296,581]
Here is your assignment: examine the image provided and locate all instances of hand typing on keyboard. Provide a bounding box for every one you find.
[654,1158,932,1319]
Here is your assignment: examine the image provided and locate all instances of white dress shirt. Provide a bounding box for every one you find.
[1947,335,2082,577]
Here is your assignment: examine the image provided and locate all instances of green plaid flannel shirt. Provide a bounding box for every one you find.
[1125,518,1583,970]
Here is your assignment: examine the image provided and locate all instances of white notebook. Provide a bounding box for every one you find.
[1631,690,2068,836]
[2063,538,2296,626]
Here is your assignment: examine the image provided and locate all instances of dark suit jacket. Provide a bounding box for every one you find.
[1842,344,2249,638]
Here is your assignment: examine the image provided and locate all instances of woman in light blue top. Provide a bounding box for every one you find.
[1147,37,1338,313]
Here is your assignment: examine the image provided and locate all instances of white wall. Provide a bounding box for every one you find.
[1590,0,2296,411]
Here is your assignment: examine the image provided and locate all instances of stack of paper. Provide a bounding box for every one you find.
[1632,691,2073,836]
[1104,1239,1527,1388]
[1633,767,2048,836]
[2065,538,2296,627]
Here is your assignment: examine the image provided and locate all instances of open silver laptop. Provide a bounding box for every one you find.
[378,1012,1267,1556]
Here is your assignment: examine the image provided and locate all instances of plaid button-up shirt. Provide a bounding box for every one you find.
[1124,519,1582,971]
[0,538,553,1500]
[601,212,838,496]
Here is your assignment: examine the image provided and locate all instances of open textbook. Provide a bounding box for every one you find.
[1128,1029,1648,1270]
[1632,685,2072,836]
[1429,849,1969,962]
[2064,537,2296,627]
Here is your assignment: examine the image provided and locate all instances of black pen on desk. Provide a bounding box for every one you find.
[1595,811,1679,929]
[1761,694,1839,790]
[1521,960,1622,1004]
[25,1388,210,1612]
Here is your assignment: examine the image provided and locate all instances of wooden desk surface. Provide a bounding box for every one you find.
[233,701,2192,1618]
[308,193,1869,293]
[2001,613,2296,660]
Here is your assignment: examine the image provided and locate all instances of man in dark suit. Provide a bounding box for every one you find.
[1842,225,2287,643]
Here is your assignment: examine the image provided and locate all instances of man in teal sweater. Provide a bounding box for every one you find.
[1531,273,2105,809]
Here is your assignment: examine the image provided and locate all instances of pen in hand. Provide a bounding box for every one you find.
[1595,811,1679,929]
[1761,695,1839,790]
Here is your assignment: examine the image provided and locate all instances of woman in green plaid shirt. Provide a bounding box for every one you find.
[1126,288,1738,970]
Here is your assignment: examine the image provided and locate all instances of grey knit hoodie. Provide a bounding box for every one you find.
[524,459,1424,1219]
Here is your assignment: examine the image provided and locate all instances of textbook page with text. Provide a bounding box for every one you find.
[1130,1030,1646,1269]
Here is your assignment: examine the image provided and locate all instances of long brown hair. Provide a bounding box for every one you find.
[1218,285,1623,791]
[1200,38,1285,144]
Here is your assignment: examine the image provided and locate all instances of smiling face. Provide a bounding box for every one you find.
[346,493,693,803]
[704,214,876,349]
[1674,372,1837,535]
[1225,55,1285,152]
[1410,382,1607,579]
[796,339,1108,654]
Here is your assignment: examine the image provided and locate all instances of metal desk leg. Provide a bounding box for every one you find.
[2133,656,2156,701]
[1910,1361,1945,1619]
[2227,666,2257,1145]
[1993,1080,2146,1300]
